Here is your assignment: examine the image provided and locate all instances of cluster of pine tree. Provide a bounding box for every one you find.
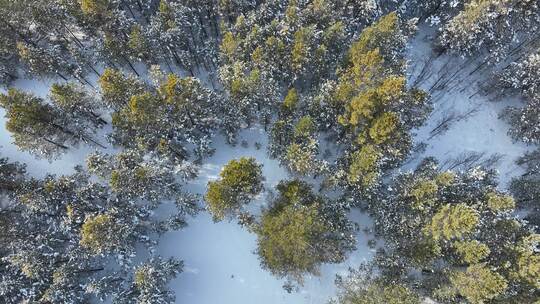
[0,154,197,303]
[362,158,538,303]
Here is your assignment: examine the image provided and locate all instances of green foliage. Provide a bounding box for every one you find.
[80,0,110,20]
[435,171,456,186]
[80,214,130,254]
[128,25,149,59]
[204,157,263,221]
[405,237,442,266]
[291,26,315,72]
[441,0,513,56]
[98,68,140,109]
[347,144,381,188]
[427,203,479,240]
[450,264,508,304]
[269,120,293,157]
[284,140,319,175]
[334,49,385,105]
[350,12,403,62]
[0,88,101,157]
[111,72,222,159]
[0,89,56,136]
[281,88,299,114]
[338,76,405,128]
[293,116,315,139]
[220,31,238,62]
[336,280,421,304]
[369,159,539,301]
[133,257,182,301]
[218,157,263,195]
[453,240,491,264]
[485,192,515,212]
[50,83,86,110]
[409,179,438,210]
[514,234,540,288]
[327,12,429,194]
[258,198,326,278]
[366,112,400,144]
[256,180,354,281]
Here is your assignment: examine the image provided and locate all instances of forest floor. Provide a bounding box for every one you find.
[0,25,532,303]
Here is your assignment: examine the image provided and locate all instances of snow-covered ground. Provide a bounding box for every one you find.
[404,25,533,187]
[0,25,533,304]
[157,128,376,304]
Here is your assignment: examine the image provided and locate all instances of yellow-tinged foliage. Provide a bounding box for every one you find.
[409,178,438,210]
[435,171,455,186]
[220,31,238,62]
[204,157,263,221]
[427,203,479,240]
[515,234,540,288]
[80,214,118,254]
[450,264,508,304]
[337,280,421,304]
[350,12,400,58]
[367,112,399,144]
[282,88,299,114]
[339,76,405,128]
[485,192,515,212]
[258,202,325,277]
[453,240,491,264]
[348,144,381,187]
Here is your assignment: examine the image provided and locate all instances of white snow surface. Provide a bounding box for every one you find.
[404,25,533,187]
[158,128,375,304]
[0,26,533,303]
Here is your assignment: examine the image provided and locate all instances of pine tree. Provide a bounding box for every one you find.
[368,158,538,302]
[426,203,479,241]
[334,272,421,304]
[449,264,508,303]
[116,257,183,304]
[514,234,540,289]
[283,116,322,176]
[255,179,355,282]
[127,24,151,62]
[80,213,134,255]
[111,72,225,160]
[499,52,540,144]
[322,12,430,193]
[204,157,264,221]
[49,82,106,128]
[441,0,540,60]
[0,89,102,158]
[453,240,491,264]
[98,68,144,110]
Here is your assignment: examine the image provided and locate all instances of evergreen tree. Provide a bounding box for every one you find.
[0,88,103,158]
[98,68,145,110]
[49,82,106,128]
[426,203,479,241]
[283,116,322,176]
[87,149,198,212]
[318,12,430,193]
[205,157,264,221]
[333,269,421,304]
[441,0,540,60]
[449,264,508,304]
[111,72,227,160]
[115,257,183,304]
[255,179,355,282]
[367,158,538,302]
[0,156,188,302]
[499,51,540,144]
